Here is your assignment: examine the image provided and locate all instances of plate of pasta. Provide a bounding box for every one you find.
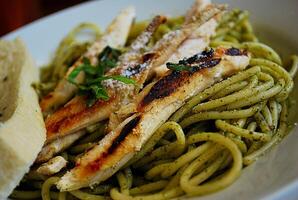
[2,0,298,199]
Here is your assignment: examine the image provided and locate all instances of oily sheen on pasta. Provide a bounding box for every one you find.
[10,7,297,200]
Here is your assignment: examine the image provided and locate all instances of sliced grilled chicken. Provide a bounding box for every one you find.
[57,46,249,191]
[36,130,85,163]
[39,4,225,165]
[40,6,136,115]
[44,4,224,144]
[154,0,218,77]
[37,156,67,176]
[36,15,168,163]
[44,15,167,144]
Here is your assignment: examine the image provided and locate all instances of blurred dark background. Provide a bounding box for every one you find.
[0,0,90,36]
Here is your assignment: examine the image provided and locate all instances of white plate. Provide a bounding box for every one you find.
[3,0,298,199]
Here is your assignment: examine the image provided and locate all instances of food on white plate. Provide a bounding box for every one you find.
[0,38,46,199]
[7,0,298,199]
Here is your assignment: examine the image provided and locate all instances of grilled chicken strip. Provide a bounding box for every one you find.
[36,130,85,163]
[185,0,212,24]
[40,6,136,115]
[154,0,217,77]
[37,156,67,176]
[44,5,224,144]
[57,47,250,191]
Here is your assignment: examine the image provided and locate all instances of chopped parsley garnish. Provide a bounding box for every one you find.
[67,46,135,107]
